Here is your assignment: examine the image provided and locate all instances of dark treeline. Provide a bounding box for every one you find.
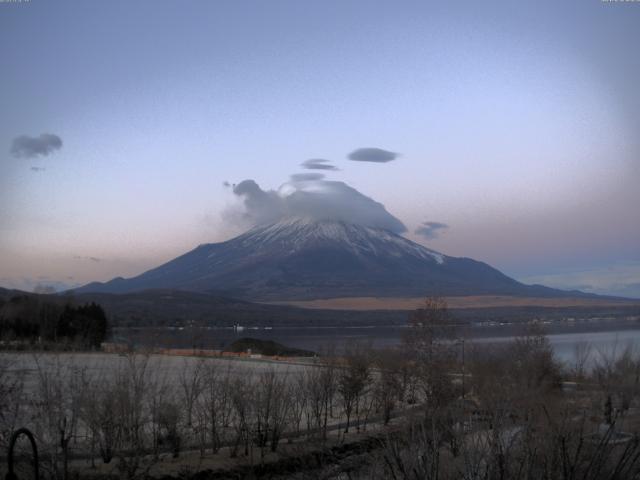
[0,293,109,348]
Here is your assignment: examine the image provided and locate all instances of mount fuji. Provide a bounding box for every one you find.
[75,218,581,301]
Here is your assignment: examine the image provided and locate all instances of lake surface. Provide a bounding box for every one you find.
[116,318,640,367]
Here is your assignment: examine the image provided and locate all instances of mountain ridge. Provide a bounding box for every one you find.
[74,218,597,301]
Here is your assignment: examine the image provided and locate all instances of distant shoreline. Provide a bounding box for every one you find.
[267,295,640,311]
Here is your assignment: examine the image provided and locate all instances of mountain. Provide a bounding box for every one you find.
[75,218,588,301]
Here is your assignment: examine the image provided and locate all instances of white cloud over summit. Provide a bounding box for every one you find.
[229,176,407,233]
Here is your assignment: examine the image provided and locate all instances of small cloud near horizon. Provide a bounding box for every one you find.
[348,147,398,163]
[10,133,63,158]
[415,221,449,239]
[73,255,102,263]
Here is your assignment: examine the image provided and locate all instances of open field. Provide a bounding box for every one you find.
[270,295,640,311]
[1,352,310,395]
[0,349,415,479]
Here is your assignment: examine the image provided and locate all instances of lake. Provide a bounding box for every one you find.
[116,318,640,367]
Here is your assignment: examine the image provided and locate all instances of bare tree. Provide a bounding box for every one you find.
[230,375,252,458]
[0,354,24,451]
[252,368,291,461]
[304,360,336,441]
[32,354,86,480]
[375,385,640,480]
[510,324,562,393]
[112,353,155,480]
[178,358,204,431]
[338,345,371,434]
[289,370,308,437]
[157,400,182,458]
[199,362,233,454]
[267,370,291,453]
[592,341,640,425]
[147,369,172,460]
[403,297,457,356]
[373,350,407,425]
[572,341,593,381]
[79,369,121,465]
[403,297,458,414]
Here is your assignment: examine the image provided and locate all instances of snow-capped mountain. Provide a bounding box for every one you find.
[76,218,571,300]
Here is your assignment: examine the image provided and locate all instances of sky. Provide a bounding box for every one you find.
[1,0,639,297]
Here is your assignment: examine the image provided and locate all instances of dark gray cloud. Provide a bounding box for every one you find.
[230,177,407,233]
[290,172,325,182]
[301,158,339,171]
[222,181,231,187]
[348,147,398,163]
[415,221,449,240]
[30,166,46,172]
[10,133,63,159]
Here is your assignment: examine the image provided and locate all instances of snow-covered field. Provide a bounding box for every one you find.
[1,351,311,394]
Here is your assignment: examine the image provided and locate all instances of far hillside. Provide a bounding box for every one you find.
[1,287,638,331]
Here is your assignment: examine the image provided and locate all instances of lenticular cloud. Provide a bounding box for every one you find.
[230,176,407,233]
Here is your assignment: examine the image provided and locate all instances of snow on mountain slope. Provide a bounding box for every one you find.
[233,218,445,264]
[75,218,573,300]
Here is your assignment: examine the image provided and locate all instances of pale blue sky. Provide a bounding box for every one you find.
[1,0,639,296]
